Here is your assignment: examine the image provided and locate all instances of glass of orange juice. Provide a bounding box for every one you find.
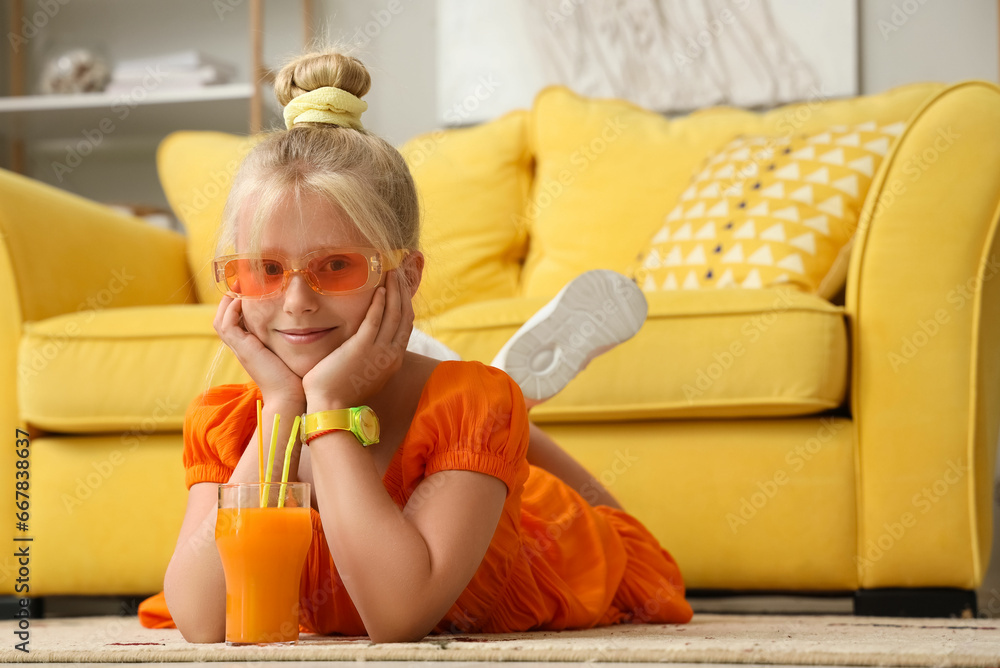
[216,482,312,645]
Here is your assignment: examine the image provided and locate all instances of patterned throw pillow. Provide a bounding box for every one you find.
[632,121,904,297]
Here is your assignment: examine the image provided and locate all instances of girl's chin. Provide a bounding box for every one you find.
[283,350,335,376]
[266,339,341,376]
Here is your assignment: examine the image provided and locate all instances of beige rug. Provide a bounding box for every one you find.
[1,613,999,665]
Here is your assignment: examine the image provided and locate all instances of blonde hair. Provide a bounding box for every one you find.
[216,49,420,275]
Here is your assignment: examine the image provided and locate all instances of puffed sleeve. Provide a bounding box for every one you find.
[420,361,531,500]
[181,383,261,489]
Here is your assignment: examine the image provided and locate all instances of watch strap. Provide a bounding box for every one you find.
[303,409,352,435]
[302,409,353,444]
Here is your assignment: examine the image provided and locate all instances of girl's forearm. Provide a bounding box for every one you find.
[164,453,265,642]
[305,423,432,643]
[163,498,227,643]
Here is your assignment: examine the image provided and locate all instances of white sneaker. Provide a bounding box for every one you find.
[491,270,648,403]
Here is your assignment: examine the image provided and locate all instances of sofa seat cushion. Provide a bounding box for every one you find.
[21,289,846,430]
[19,305,248,433]
[420,287,847,421]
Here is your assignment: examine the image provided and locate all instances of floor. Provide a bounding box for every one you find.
[40,591,857,619]
[36,665,843,668]
[26,594,916,668]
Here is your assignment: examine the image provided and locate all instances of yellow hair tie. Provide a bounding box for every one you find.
[283,86,368,131]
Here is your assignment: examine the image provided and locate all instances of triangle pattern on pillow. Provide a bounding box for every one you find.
[632,119,902,294]
[722,243,744,263]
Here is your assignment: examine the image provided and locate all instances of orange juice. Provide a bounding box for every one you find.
[215,506,312,644]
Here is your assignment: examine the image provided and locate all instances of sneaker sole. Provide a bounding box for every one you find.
[492,270,648,401]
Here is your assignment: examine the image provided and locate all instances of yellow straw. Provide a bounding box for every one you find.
[277,415,301,508]
[262,413,280,507]
[256,400,264,505]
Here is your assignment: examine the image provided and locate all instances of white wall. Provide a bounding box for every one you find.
[311,0,1000,147]
[312,0,437,148]
[859,0,999,94]
[4,1,996,200]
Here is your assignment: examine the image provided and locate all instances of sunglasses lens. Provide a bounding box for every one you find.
[224,258,285,297]
[309,251,373,293]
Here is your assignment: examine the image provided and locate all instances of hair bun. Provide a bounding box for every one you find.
[274,51,371,108]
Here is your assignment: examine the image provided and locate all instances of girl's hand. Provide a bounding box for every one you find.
[213,295,306,404]
[302,269,413,407]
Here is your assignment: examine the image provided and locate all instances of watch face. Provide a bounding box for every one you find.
[356,407,380,443]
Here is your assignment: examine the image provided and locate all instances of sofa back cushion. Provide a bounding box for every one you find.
[520,82,948,298]
[400,110,532,320]
[157,131,259,305]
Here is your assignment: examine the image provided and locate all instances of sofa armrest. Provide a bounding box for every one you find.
[0,169,196,594]
[845,81,1000,589]
[0,169,195,326]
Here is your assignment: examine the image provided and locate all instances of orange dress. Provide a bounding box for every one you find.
[139,360,693,635]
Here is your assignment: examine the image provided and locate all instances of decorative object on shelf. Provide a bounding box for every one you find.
[39,49,111,94]
[103,50,236,96]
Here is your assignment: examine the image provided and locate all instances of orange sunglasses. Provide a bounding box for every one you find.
[213,246,407,299]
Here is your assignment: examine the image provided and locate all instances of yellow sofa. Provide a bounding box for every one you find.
[3,80,999,617]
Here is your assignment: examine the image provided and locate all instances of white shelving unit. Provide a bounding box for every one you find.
[0,0,311,212]
[0,83,256,143]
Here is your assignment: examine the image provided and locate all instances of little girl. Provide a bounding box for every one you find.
[139,49,692,643]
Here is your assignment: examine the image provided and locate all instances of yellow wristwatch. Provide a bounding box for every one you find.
[302,406,380,447]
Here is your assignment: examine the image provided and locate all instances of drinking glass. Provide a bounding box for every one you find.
[215,482,312,645]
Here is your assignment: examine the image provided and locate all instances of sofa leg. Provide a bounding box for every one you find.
[853,588,977,618]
